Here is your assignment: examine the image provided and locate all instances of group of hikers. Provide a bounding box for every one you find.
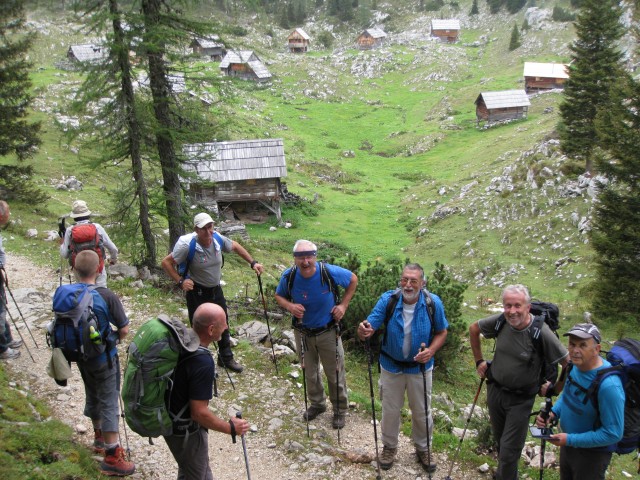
[0,199,630,480]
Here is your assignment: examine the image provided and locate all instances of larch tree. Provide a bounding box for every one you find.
[558,0,624,173]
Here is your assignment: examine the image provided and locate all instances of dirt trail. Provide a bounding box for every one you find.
[2,252,486,480]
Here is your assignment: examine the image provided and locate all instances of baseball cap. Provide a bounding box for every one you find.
[564,323,601,344]
[194,213,214,228]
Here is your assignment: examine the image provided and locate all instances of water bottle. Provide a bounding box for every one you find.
[89,325,101,345]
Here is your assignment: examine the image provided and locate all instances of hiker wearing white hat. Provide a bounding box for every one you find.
[60,200,119,288]
[161,212,264,373]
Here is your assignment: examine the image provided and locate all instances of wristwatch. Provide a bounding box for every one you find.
[177,278,184,287]
[250,260,258,269]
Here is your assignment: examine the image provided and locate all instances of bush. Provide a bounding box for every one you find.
[317,30,334,50]
[424,0,444,11]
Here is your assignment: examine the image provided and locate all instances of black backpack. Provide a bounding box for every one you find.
[566,338,640,455]
[494,300,561,392]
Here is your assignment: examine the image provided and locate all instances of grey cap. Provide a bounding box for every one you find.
[564,323,601,344]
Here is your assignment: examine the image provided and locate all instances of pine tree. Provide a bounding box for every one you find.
[558,0,624,173]
[509,24,521,51]
[590,74,640,324]
[470,0,479,15]
[0,0,41,161]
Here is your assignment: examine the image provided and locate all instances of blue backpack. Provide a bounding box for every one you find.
[51,284,113,365]
[177,232,225,279]
[568,338,640,454]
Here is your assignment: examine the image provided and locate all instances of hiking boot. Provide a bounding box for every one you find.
[416,450,437,473]
[0,348,20,360]
[303,405,326,421]
[218,357,244,373]
[7,339,23,349]
[100,446,135,476]
[332,413,346,429]
[379,446,397,470]
[92,429,105,454]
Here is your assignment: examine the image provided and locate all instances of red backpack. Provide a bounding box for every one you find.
[69,223,105,272]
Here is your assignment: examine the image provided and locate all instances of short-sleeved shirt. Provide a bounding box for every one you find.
[167,347,215,422]
[275,263,354,329]
[479,313,568,391]
[171,232,233,287]
[0,233,5,268]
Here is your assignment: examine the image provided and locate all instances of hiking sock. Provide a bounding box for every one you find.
[104,443,119,455]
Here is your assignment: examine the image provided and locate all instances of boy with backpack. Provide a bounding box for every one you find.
[60,200,118,288]
[470,284,569,480]
[535,323,625,480]
[52,250,134,476]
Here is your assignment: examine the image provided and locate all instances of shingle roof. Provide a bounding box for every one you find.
[219,50,271,79]
[68,44,108,62]
[476,90,531,109]
[364,28,387,39]
[431,19,461,30]
[523,62,570,79]
[290,28,310,40]
[193,36,224,49]
[182,139,287,183]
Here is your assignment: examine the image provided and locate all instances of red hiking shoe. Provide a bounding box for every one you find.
[100,446,135,476]
[92,429,105,454]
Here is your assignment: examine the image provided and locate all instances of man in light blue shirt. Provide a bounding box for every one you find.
[536,323,625,480]
[0,200,22,360]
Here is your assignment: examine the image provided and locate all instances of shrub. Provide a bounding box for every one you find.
[317,30,334,49]
[552,6,576,22]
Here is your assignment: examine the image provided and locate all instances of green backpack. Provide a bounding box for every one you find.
[122,315,203,440]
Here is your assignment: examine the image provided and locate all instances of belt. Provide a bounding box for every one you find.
[192,283,221,294]
[487,378,538,397]
[380,350,419,369]
[292,320,335,337]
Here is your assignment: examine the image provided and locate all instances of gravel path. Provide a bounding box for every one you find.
[2,252,485,480]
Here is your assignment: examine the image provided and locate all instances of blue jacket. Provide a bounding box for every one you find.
[367,289,448,374]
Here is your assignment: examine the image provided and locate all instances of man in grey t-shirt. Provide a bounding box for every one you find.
[469,284,569,480]
[161,213,263,373]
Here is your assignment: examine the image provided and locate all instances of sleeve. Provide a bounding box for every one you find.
[541,324,569,365]
[366,291,394,330]
[0,235,5,267]
[189,354,215,401]
[477,313,502,338]
[96,287,130,329]
[566,375,625,448]
[171,235,192,264]
[96,224,118,260]
[326,264,354,289]
[216,233,233,253]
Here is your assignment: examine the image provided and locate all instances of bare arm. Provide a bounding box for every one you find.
[469,321,488,378]
[161,253,193,291]
[231,241,264,274]
[275,293,305,319]
[189,399,249,436]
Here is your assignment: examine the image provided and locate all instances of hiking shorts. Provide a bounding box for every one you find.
[77,355,121,433]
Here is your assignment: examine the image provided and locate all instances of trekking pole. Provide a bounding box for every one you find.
[299,329,310,437]
[0,290,35,362]
[365,335,382,480]
[444,377,485,480]
[235,412,252,480]
[118,394,131,460]
[420,342,433,480]
[256,273,278,374]
[211,341,235,391]
[1,268,39,348]
[335,321,341,445]
[538,397,553,480]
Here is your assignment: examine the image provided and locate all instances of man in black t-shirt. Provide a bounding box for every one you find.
[164,303,250,479]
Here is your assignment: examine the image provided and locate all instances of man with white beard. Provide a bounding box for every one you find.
[358,263,448,473]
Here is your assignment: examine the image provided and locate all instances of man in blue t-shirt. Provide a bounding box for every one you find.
[275,239,358,429]
[358,263,448,473]
[536,323,625,480]
[164,303,249,479]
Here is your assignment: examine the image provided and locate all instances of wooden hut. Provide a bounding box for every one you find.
[287,28,310,53]
[356,28,387,50]
[190,37,226,61]
[182,139,287,222]
[430,19,461,43]
[67,44,108,64]
[523,62,569,93]
[475,90,530,125]
[219,50,272,82]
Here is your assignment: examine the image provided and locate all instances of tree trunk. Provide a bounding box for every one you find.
[109,0,157,267]
[141,0,185,249]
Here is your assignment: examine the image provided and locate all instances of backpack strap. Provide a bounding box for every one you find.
[284,262,339,303]
[181,232,225,280]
